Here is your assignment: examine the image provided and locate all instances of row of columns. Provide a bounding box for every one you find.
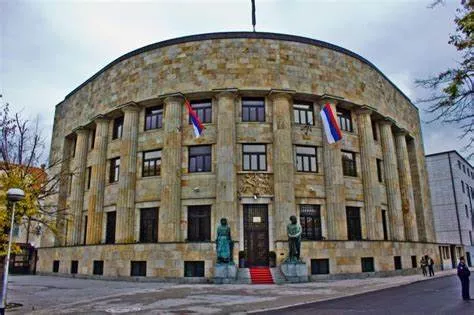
[60,91,429,246]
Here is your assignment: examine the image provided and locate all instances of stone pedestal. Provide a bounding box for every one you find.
[213,263,238,284]
[280,262,308,283]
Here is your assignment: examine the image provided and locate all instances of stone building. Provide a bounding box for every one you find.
[38,32,443,280]
[426,151,473,268]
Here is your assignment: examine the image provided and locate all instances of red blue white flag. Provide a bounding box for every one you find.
[320,103,342,144]
[185,99,204,138]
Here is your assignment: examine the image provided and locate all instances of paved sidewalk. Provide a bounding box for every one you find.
[8,269,457,314]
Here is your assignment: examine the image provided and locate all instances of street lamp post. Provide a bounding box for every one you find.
[1,188,25,315]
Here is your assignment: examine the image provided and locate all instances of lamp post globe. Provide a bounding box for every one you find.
[1,188,25,315]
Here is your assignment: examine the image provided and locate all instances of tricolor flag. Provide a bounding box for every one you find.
[185,99,205,138]
[320,103,342,144]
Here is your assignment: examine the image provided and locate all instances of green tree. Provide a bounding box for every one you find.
[416,0,473,158]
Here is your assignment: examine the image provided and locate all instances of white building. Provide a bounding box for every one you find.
[426,150,474,268]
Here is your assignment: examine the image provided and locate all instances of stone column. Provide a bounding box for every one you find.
[356,108,381,240]
[86,117,109,244]
[68,128,89,245]
[379,119,405,241]
[270,91,296,241]
[215,90,238,237]
[116,104,140,243]
[395,130,418,241]
[55,137,72,246]
[322,98,346,240]
[160,96,183,242]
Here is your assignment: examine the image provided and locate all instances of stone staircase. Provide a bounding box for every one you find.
[270,267,288,284]
[249,267,274,284]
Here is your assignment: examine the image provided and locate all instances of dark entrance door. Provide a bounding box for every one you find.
[244,204,269,267]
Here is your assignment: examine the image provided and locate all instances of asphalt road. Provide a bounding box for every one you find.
[258,275,473,315]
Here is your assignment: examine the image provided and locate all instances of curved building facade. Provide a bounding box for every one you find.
[39,32,441,279]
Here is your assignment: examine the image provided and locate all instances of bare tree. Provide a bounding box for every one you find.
[416,0,473,159]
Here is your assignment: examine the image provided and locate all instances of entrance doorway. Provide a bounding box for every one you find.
[243,204,269,267]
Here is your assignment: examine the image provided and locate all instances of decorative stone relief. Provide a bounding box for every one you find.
[239,173,273,196]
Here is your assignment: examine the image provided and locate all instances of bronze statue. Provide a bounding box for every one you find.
[216,218,233,263]
[287,215,302,262]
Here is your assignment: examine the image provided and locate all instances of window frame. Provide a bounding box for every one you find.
[105,211,116,244]
[112,116,124,140]
[144,106,163,131]
[188,145,212,173]
[139,207,158,243]
[293,101,314,125]
[337,108,353,132]
[109,158,120,183]
[300,205,322,241]
[361,257,375,272]
[184,261,205,277]
[242,97,265,122]
[376,159,383,182]
[130,261,147,277]
[310,259,330,275]
[242,144,267,171]
[342,150,357,177]
[346,206,362,241]
[189,100,212,124]
[187,205,211,242]
[86,166,92,189]
[295,146,318,173]
[142,150,162,177]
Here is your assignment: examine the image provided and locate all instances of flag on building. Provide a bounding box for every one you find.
[320,103,342,144]
[185,99,205,137]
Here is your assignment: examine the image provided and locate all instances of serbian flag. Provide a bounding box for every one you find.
[185,99,205,137]
[320,103,342,144]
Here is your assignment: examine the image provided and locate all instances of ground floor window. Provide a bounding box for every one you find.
[361,257,374,272]
[411,256,417,268]
[184,261,204,277]
[394,256,402,270]
[71,260,78,274]
[53,260,59,273]
[187,206,211,241]
[93,260,104,275]
[346,207,362,241]
[131,261,146,277]
[300,205,322,240]
[311,259,329,275]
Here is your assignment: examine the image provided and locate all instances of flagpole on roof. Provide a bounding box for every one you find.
[251,0,256,32]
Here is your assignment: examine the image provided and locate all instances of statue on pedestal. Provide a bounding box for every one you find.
[287,215,302,262]
[216,218,233,264]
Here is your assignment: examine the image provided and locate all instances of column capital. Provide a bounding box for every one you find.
[355,105,375,116]
[268,89,295,101]
[394,128,409,137]
[320,94,344,105]
[91,114,109,124]
[379,117,396,126]
[119,102,141,113]
[160,92,185,104]
[72,126,89,136]
[214,88,239,99]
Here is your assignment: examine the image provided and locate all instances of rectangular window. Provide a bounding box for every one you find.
[86,166,92,189]
[242,97,265,122]
[311,259,330,275]
[337,108,353,132]
[466,205,469,217]
[346,207,362,241]
[140,208,158,243]
[190,100,212,124]
[83,215,88,245]
[187,206,211,242]
[71,260,78,274]
[293,101,314,125]
[72,138,77,157]
[394,256,402,270]
[462,181,465,193]
[411,256,417,268]
[93,260,104,275]
[300,205,322,240]
[142,150,161,177]
[105,211,116,244]
[361,257,374,272]
[90,128,96,149]
[130,261,147,277]
[469,231,472,246]
[296,146,318,172]
[342,151,357,177]
[371,120,378,141]
[189,145,212,173]
[112,117,123,140]
[145,106,163,130]
[243,144,266,171]
[463,164,466,173]
[382,210,388,241]
[12,224,20,238]
[184,261,205,277]
[109,158,120,183]
[53,260,60,273]
[458,160,461,169]
[377,159,383,182]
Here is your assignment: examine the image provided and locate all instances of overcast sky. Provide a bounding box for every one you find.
[1,0,470,161]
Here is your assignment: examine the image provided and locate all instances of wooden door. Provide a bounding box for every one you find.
[244,204,269,267]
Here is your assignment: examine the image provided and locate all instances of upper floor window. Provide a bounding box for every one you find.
[463,164,466,173]
[242,98,265,122]
[189,145,212,173]
[300,205,322,240]
[142,150,161,177]
[462,181,465,193]
[109,158,120,183]
[86,166,92,189]
[376,159,383,182]
[187,205,211,242]
[72,137,77,157]
[243,144,266,171]
[295,146,317,172]
[465,204,469,218]
[293,101,314,125]
[337,108,353,132]
[190,100,212,124]
[342,150,357,177]
[145,106,163,131]
[371,120,378,141]
[89,128,96,150]
[458,160,461,169]
[112,117,123,139]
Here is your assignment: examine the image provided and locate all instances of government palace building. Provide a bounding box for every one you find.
[38,32,454,281]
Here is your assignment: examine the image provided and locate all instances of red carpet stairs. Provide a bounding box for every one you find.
[249,267,274,284]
